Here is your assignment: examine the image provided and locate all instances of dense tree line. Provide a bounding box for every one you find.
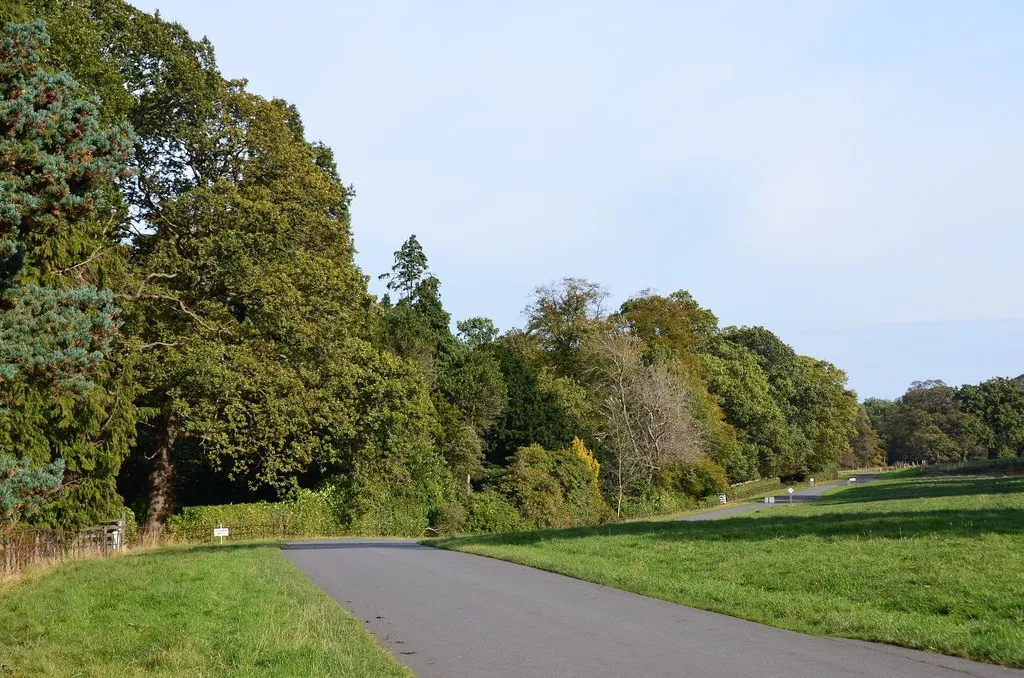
[1,5,889,534]
[865,378,1024,465]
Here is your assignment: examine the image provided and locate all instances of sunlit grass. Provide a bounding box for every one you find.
[0,544,410,677]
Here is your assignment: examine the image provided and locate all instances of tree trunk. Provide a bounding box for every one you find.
[144,412,178,533]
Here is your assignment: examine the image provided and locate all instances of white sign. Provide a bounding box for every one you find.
[213,527,229,538]
[787,487,794,494]
[718,494,727,505]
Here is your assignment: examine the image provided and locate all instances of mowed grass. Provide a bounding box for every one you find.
[433,475,1024,667]
[0,544,411,678]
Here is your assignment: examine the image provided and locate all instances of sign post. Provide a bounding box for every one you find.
[787,487,794,504]
[214,524,229,544]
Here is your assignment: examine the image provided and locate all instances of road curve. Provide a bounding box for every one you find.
[680,474,881,521]
[284,537,1018,678]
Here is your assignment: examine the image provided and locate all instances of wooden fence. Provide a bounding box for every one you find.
[0,519,347,577]
[1,519,125,576]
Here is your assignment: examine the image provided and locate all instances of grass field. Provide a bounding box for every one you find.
[433,474,1024,667]
[0,543,410,677]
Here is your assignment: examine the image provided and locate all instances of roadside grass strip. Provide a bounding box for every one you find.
[433,475,1024,667]
[0,544,411,677]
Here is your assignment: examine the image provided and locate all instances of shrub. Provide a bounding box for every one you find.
[465,490,529,533]
[618,489,695,519]
[324,452,453,537]
[500,447,567,528]
[430,502,468,536]
[122,507,138,542]
[167,490,342,538]
[658,458,729,499]
[499,443,612,529]
[812,465,840,482]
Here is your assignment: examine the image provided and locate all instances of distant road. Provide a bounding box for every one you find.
[679,473,881,521]
[285,532,1017,677]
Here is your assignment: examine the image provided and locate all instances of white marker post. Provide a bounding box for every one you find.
[787,487,794,504]
[809,477,815,486]
[214,524,229,544]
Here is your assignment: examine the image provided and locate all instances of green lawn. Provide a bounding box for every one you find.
[433,475,1024,667]
[0,544,410,678]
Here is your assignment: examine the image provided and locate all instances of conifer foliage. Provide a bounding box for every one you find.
[0,20,134,529]
[0,454,63,529]
[0,20,132,392]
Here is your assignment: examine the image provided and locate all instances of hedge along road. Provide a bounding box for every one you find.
[284,536,1020,678]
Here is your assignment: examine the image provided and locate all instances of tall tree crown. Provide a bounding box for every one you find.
[380,234,429,301]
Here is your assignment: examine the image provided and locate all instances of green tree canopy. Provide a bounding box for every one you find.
[881,381,986,464]
[957,377,1024,459]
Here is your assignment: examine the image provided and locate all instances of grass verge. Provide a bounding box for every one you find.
[0,543,411,677]
[431,475,1024,667]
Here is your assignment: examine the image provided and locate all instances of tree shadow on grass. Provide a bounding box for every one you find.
[282,541,421,551]
[817,476,1024,506]
[436,507,1024,552]
[126,541,281,558]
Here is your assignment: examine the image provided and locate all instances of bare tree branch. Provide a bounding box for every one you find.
[115,272,220,333]
[586,331,702,516]
[53,247,107,277]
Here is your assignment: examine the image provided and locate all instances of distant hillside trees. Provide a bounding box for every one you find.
[865,377,1024,464]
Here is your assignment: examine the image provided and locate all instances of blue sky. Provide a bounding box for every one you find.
[135,1,1023,399]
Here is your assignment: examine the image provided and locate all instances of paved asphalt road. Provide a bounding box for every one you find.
[679,474,881,521]
[285,536,1020,677]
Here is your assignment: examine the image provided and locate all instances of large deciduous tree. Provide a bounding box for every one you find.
[527,277,608,379]
[957,377,1024,459]
[617,291,741,475]
[125,87,450,531]
[846,405,885,468]
[721,326,858,476]
[882,381,985,464]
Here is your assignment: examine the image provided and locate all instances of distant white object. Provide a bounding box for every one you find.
[787,487,794,494]
[719,494,727,505]
[764,496,771,504]
[848,477,857,484]
[214,526,229,538]
[810,478,815,485]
